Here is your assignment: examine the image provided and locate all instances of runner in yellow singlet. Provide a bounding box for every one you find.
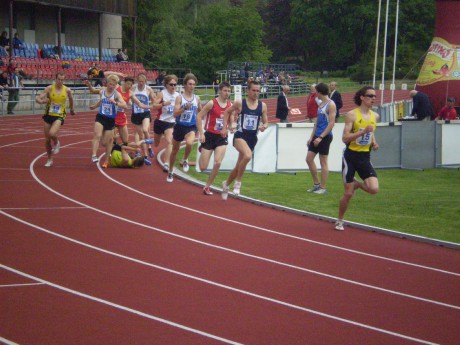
[35,72,75,167]
[336,86,380,231]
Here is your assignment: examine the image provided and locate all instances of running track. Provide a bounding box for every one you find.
[1,111,459,344]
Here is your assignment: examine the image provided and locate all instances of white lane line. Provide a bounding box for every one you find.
[0,282,45,288]
[0,336,19,345]
[0,264,242,345]
[97,160,460,277]
[25,154,460,310]
[0,207,86,211]
[0,216,440,345]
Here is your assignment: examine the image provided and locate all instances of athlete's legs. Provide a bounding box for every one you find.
[306,150,319,185]
[92,122,104,157]
[318,154,329,189]
[226,138,251,186]
[102,130,114,165]
[163,128,174,164]
[169,139,181,173]
[183,131,196,161]
[199,148,213,171]
[357,176,379,195]
[338,182,355,221]
[134,124,146,156]
[117,125,129,144]
[43,122,53,160]
[142,117,151,156]
[205,145,226,188]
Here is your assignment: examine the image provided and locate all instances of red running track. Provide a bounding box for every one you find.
[1,112,459,344]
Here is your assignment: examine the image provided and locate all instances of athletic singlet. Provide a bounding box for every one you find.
[348,108,377,152]
[98,90,117,119]
[236,99,262,135]
[116,85,130,114]
[315,100,333,137]
[204,98,232,134]
[177,94,198,127]
[132,84,150,114]
[110,150,133,168]
[45,84,67,118]
[159,90,180,123]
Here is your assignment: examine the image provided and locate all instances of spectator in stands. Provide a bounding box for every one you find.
[306,84,320,123]
[116,48,128,63]
[0,31,10,51]
[7,58,16,75]
[157,71,165,86]
[12,33,24,50]
[434,97,458,120]
[410,90,434,120]
[7,67,23,114]
[0,70,9,102]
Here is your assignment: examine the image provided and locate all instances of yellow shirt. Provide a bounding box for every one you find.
[348,108,377,152]
[110,150,133,168]
[46,84,67,118]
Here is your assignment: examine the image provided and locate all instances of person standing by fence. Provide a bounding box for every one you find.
[7,67,22,114]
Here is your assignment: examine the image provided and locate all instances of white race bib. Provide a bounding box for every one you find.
[51,103,62,114]
[356,129,373,146]
[214,118,224,131]
[242,114,258,130]
[101,103,113,116]
[180,110,193,123]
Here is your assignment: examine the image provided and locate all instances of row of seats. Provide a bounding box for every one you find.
[42,44,117,62]
[1,56,159,82]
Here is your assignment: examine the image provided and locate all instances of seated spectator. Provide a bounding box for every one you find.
[116,48,128,62]
[434,97,458,120]
[0,31,10,51]
[61,60,71,69]
[12,33,24,50]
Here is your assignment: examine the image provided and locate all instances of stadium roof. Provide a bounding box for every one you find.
[15,0,137,17]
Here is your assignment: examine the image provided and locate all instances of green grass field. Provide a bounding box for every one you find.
[178,146,460,244]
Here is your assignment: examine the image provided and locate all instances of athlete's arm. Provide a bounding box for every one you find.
[196,100,214,142]
[66,87,75,115]
[221,100,241,138]
[173,95,188,117]
[83,79,100,94]
[113,91,128,109]
[89,99,101,110]
[259,102,268,132]
[35,85,51,104]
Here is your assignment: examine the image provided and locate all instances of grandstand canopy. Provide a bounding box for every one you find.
[16,0,137,17]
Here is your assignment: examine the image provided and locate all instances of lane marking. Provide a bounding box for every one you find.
[0,282,45,288]
[99,161,460,277]
[0,207,86,211]
[0,265,242,345]
[24,153,460,310]
[0,336,19,345]
[0,217,440,345]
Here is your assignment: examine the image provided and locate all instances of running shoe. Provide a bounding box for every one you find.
[203,187,213,196]
[233,181,241,195]
[313,187,327,195]
[166,172,174,183]
[53,140,60,154]
[144,139,153,144]
[44,159,53,167]
[91,155,99,163]
[221,181,229,200]
[335,220,344,231]
[163,163,169,172]
[182,159,189,172]
[148,148,154,158]
[144,157,152,166]
[307,183,320,193]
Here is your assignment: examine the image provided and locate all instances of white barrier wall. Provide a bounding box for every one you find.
[196,121,460,173]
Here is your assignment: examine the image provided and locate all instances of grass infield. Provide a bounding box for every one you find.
[178,146,460,244]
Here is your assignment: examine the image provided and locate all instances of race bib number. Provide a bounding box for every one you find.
[51,103,62,114]
[167,105,174,114]
[133,103,144,114]
[356,129,373,146]
[242,114,258,130]
[101,103,113,116]
[180,110,193,123]
[117,106,125,113]
[214,118,224,131]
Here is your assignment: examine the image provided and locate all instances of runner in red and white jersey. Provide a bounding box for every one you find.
[196,81,234,195]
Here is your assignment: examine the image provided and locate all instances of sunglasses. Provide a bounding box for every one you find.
[168,83,177,86]
[364,94,377,98]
